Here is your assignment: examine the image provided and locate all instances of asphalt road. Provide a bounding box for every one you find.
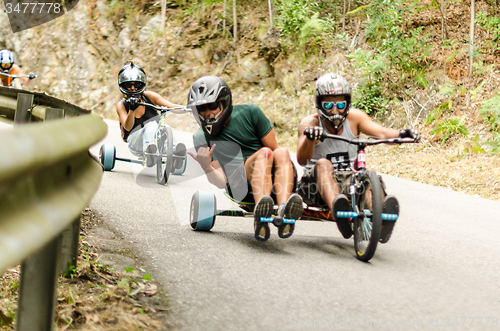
[89,119,500,331]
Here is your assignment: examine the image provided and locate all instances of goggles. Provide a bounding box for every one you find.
[1,63,12,69]
[322,101,347,111]
[123,81,142,90]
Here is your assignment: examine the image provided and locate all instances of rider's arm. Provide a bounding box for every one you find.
[188,145,227,188]
[204,160,227,188]
[260,128,278,151]
[145,91,185,114]
[116,101,136,131]
[11,65,27,86]
[296,115,319,166]
[352,108,400,138]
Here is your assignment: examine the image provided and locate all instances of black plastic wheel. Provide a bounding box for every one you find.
[156,126,173,184]
[353,170,383,262]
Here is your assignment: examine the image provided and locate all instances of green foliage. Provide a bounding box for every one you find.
[63,260,77,279]
[472,60,495,76]
[347,48,389,116]
[476,12,500,53]
[430,116,469,144]
[425,99,452,125]
[484,133,500,153]
[276,0,331,52]
[364,0,431,78]
[479,94,500,132]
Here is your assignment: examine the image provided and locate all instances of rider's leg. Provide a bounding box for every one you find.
[143,121,159,167]
[271,147,294,205]
[142,121,158,151]
[314,158,340,210]
[244,147,274,204]
[245,148,274,241]
[314,159,352,239]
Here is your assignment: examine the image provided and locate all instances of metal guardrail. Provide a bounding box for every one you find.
[0,87,106,331]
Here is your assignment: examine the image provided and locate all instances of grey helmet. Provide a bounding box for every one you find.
[314,73,352,130]
[187,76,232,137]
[118,62,146,98]
[0,49,14,73]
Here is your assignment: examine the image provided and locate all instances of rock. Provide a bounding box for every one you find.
[241,52,271,83]
[119,27,132,50]
[139,16,163,42]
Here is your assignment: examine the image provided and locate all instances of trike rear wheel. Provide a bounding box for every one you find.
[156,126,173,184]
[353,170,382,262]
[190,191,216,231]
[99,144,116,171]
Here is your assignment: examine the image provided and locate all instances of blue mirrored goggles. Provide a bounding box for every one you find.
[321,101,347,111]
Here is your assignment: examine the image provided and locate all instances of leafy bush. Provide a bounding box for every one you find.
[276,0,331,51]
[480,94,500,133]
[476,12,500,53]
[347,48,389,116]
[430,116,469,144]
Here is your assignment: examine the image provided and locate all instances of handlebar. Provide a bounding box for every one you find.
[0,72,37,79]
[124,99,190,113]
[322,132,418,146]
[137,102,190,112]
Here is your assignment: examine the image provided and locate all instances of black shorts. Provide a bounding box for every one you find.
[297,167,388,208]
[225,160,298,204]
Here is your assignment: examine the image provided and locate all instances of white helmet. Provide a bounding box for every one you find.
[314,73,352,130]
[0,49,14,73]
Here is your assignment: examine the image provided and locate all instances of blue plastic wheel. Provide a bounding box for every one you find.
[190,191,216,231]
[99,144,116,171]
[172,158,187,176]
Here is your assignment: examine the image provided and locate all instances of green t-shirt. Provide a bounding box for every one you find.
[193,103,273,178]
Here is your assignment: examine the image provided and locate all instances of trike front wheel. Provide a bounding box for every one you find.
[156,126,173,184]
[353,170,382,262]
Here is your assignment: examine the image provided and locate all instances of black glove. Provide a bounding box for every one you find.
[304,126,325,141]
[125,97,140,111]
[399,128,421,142]
[27,72,36,80]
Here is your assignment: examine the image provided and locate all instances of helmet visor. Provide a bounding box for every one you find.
[1,63,11,69]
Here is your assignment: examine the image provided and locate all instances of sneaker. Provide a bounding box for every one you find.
[254,195,274,241]
[145,143,157,167]
[275,193,303,239]
[173,143,186,169]
[379,195,399,244]
[333,194,353,239]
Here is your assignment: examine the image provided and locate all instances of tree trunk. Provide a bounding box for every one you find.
[342,0,346,33]
[161,0,166,34]
[469,0,475,77]
[268,0,273,28]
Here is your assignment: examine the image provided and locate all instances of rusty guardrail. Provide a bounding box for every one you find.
[0,86,106,331]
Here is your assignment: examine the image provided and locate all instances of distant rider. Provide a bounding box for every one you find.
[296,73,421,243]
[116,61,187,168]
[0,49,36,89]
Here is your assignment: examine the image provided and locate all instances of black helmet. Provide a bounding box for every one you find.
[118,62,146,98]
[314,73,352,130]
[0,49,14,73]
[187,76,233,137]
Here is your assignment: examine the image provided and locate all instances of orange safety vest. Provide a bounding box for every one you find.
[0,68,14,86]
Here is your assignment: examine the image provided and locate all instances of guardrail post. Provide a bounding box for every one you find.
[58,217,80,276]
[13,93,33,124]
[16,237,60,331]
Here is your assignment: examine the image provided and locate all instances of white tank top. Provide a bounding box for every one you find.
[304,118,357,171]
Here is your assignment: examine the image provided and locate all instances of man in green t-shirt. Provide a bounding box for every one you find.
[187,76,303,241]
